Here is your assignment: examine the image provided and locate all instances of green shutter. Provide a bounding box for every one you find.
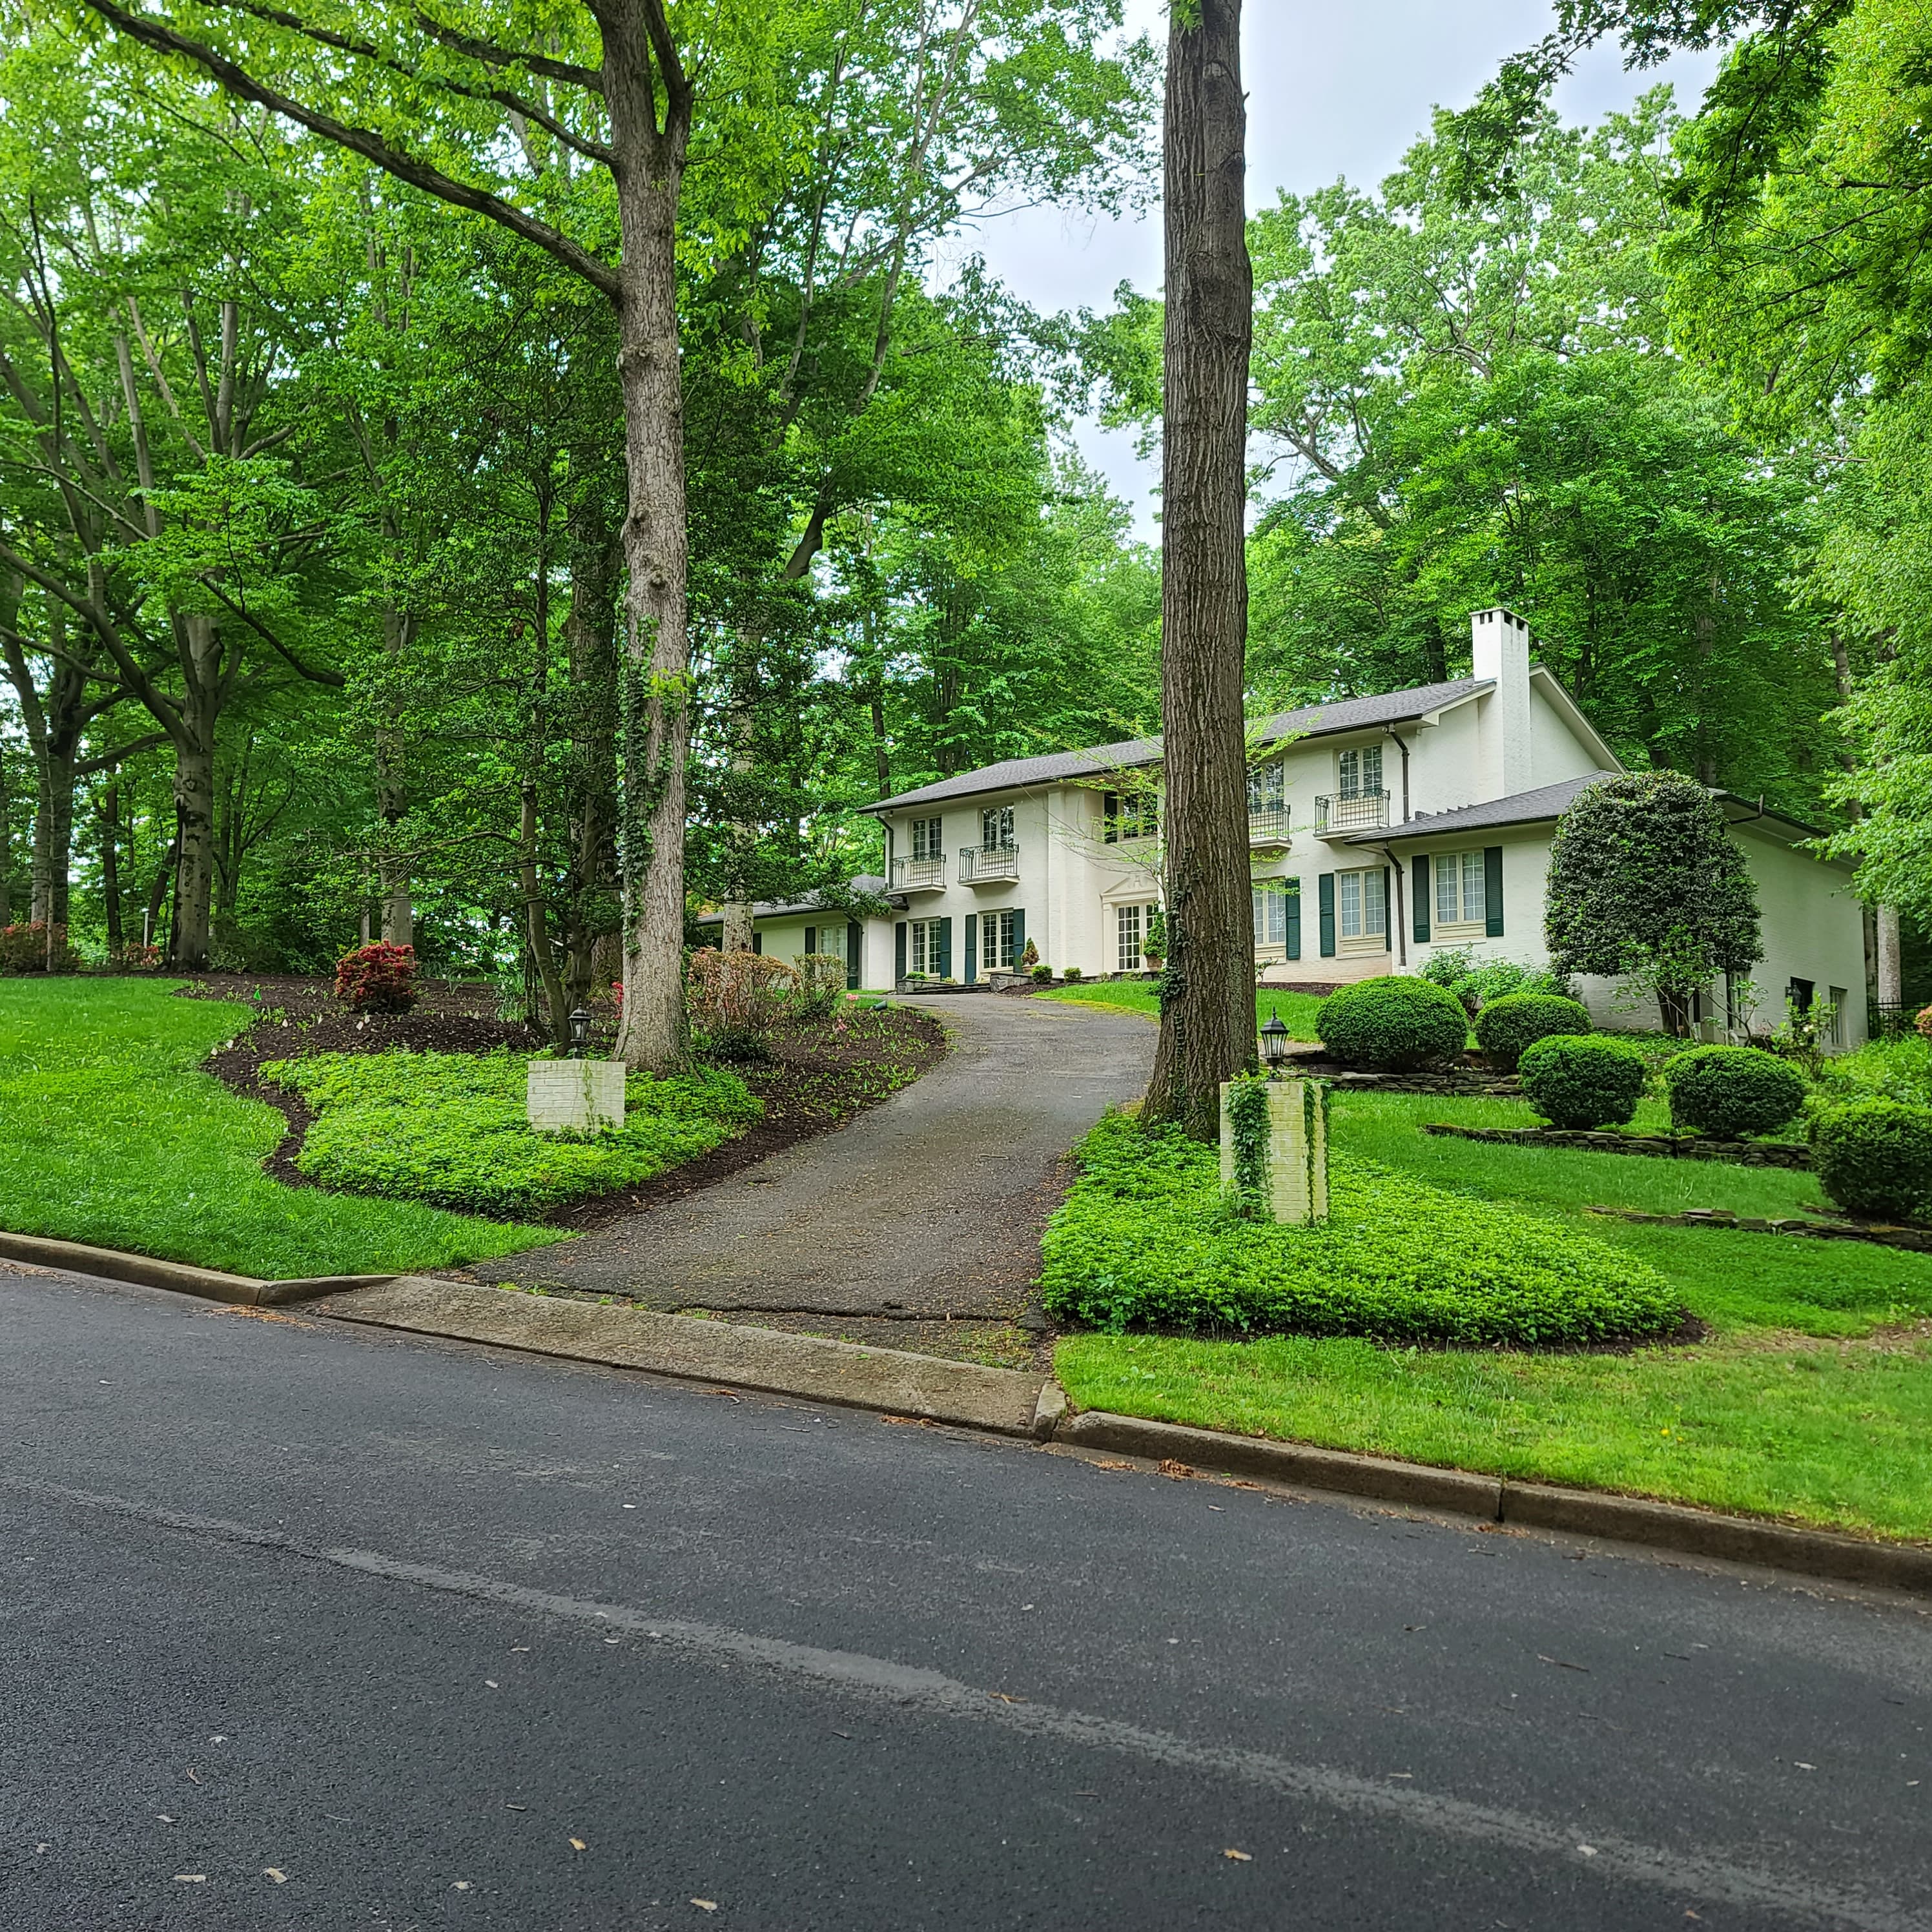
[894,921,907,981]
[1318,874,1336,957]
[845,922,861,990]
[1485,847,1505,937]
[1102,792,1119,845]
[804,925,816,956]
[937,916,952,979]
[1382,867,1392,952]
[1012,908,1026,965]
[1285,879,1302,960]
[964,912,978,983]
[752,930,762,956]
[1412,856,1430,943]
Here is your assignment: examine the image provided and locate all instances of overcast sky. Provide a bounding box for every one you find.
[945,1,1720,538]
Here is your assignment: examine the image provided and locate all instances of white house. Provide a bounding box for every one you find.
[712,610,1869,1045]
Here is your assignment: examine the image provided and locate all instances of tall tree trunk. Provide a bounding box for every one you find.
[564,500,622,1012]
[1145,0,1255,1140]
[521,779,571,1047]
[604,25,694,1073]
[1831,630,1901,1011]
[101,784,123,956]
[376,598,413,947]
[169,615,223,968]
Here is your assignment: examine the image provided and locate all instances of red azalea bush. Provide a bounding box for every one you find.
[113,941,165,972]
[686,947,797,1059]
[1916,1005,1932,1043]
[334,941,418,1012]
[0,921,77,973]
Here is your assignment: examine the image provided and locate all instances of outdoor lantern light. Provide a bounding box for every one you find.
[1259,1007,1291,1074]
[568,1007,591,1058]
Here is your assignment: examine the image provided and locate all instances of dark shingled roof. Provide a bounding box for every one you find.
[865,678,1492,813]
[694,875,897,925]
[1341,774,1618,843]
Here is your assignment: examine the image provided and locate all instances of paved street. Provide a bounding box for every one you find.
[6,1265,1930,1931]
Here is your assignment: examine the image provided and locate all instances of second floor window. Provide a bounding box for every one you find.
[1102,789,1159,844]
[1247,761,1284,814]
[1337,745,1382,799]
[981,806,1014,850]
[910,816,943,859]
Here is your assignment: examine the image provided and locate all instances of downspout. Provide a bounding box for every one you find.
[1375,843,1407,969]
[1384,728,1412,823]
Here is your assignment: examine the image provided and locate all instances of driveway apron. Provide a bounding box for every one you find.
[469,994,1153,1321]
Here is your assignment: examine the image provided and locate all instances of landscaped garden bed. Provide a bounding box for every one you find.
[1050,1088,1932,1541]
[1420,1121,1812,1167]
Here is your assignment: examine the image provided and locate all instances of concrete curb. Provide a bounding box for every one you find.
[0,1230,394,1306]
[15,1230,1929,1594]
[1056,1410,1932,1597]
[305,1276,1057,1440]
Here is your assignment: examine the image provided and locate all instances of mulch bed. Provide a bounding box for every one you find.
[179,974,947,1229]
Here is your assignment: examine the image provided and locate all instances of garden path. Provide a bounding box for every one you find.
[464,993,1154,1334]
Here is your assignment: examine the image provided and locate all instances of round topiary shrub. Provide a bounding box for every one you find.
[1661,1044,1807,1139]
[1316,975,1470,1071]
[1517,1033,1649,1128]
[1474,992,1593,1071]
[1809,1098,1932,1222]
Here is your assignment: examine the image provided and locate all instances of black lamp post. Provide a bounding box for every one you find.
[1259,1007,1291,1076]
[568,1008,591,1059]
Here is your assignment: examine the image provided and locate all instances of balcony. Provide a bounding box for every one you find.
[958,843,1020,885]
[890,855,946,892]
[1315,790,1390,834]
[1247,807,1291,845]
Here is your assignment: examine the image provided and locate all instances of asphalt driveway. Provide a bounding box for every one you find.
[469,993,1153,1337]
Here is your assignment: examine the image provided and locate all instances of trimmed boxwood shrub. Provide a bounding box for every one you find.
[1809,1098,1932,1222]
[1661,1045,1807,1139]
[1316,975,1469,1071]
[1039,1115,1678,1345]
[1474,992,1592,1070]
[1517,1033,1649,1128]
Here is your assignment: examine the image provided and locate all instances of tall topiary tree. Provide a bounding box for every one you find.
[1545,772,1762,1035]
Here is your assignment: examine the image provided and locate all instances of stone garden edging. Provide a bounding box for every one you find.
[1588,1204,1932,1253]
[1421,1121,1813,1168]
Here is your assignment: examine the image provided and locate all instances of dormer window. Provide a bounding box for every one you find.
[1338,745,1382,799]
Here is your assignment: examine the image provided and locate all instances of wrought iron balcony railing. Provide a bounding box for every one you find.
[1246,807,1291,843]
[958,843,1020,883]
[1314,790,1390,834]
[890,855,946,890]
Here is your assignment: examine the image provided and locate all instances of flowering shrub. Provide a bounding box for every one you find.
[334,941,418,1012]
[1915,1005,1932,1043]
[112,941,165,972]
[0,921,77,973]
[687,947,797,1059]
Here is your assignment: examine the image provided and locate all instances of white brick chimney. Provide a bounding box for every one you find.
[1471,607,1533,802]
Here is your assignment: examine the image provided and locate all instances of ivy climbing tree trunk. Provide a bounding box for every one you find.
[1145,0,1257,1140]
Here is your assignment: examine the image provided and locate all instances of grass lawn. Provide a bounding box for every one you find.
[1055,1091,1932,1540]
[1037,978,1328,1040]
[0,979,560,1279]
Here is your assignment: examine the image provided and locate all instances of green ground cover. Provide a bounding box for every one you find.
[265,1050,761,1215]
[1037,979,1328,1039]
[1054,1091,1932,1539]
[0,980,559,1277]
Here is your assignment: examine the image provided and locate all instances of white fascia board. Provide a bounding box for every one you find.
[1527,666,1623,774]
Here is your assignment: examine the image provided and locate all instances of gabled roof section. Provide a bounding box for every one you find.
[865,678,1493,814]
[1344,773,1621,843]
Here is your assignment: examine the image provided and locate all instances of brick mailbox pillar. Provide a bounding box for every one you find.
[527,1058,626,1134]
[1219,1076,1328,1224]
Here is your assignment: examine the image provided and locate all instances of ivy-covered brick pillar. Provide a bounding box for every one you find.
[1219,1074,1329,1224]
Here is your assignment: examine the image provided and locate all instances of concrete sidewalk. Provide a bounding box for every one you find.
[468,994,1153,1331]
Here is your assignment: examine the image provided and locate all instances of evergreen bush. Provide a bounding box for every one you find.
[1473,992,1593,1070]
[1809,1098,1932,1222]
[1661,1045,1807,1138]
[1316,976,1469,1070]
[1517,1033,1649,1127]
